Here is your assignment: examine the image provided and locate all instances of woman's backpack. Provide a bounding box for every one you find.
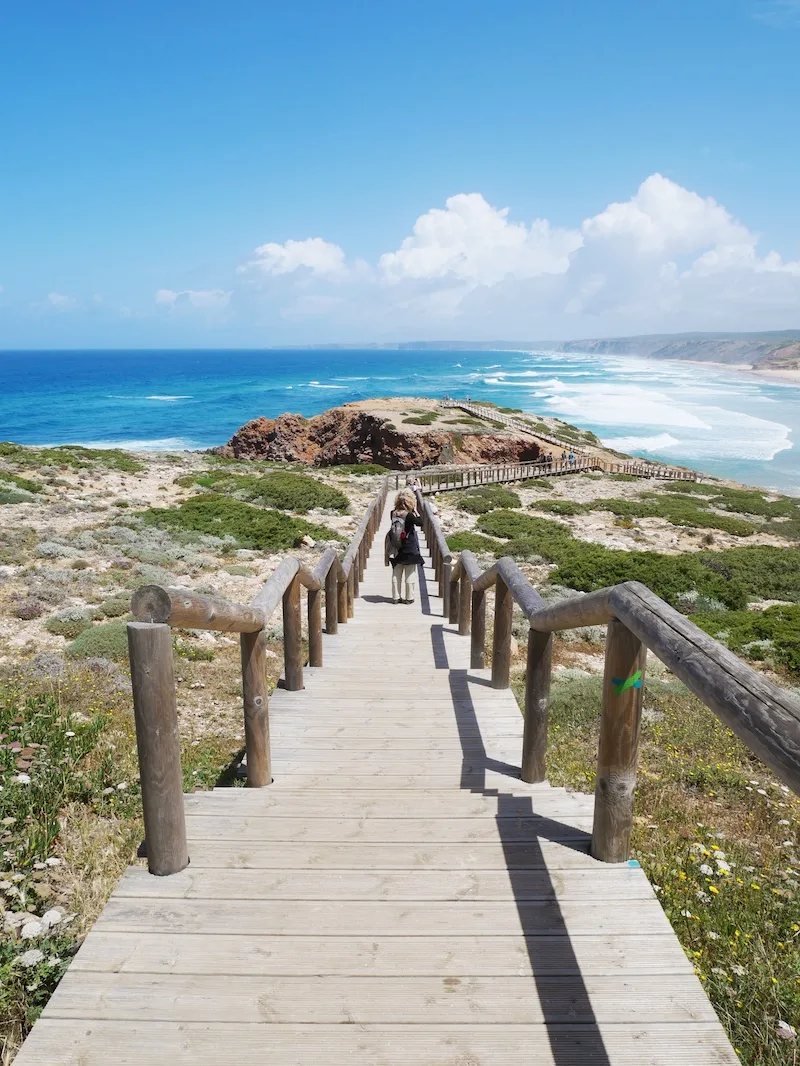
[386,509,409,557]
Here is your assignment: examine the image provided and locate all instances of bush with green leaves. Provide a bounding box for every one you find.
[402,413,438,426]
[519,477,555,491]
[476,509,748,608]
[446,531,503,555]
[530,499,584,516]
[696,545,800,603]
[457,485,521,514]
[142,494,338,552]
[0,489,35,505]
[693,604,800,676]
[175,470,349,514]
[173,637,215,662]
[0,470,42,493]
[97,594,132,619]
[44,608,92,639]
[0,442,142,473]
[65,620,130,661]
[328,463,389,476]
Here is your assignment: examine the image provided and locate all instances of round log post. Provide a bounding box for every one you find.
[308,587,323,668]
[282,575,304,691]
[458,571,471,636]
[471,588,486,669]
[126,622,188,876]
[448,572,460,625]
[325,566,339,635]
[491,577,513,689]
[442,560,451,621]
[347,569,355,618]
[240,630,271,787]
[521,629,553,783]
[591,618,646,863]
[337,574,348,625]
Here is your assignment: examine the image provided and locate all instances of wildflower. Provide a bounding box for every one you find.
[13,773,31,785]
[757,788,767,796]
[779,819,790,825]
[731,964,745,976]
[65,730,75,737]
[709,885,719,895]
[44,857,61,867]
[711,967,727,976]
[707,931,720,940]
[116,782,128,791]
[681,909,693,918]
[782,840,794,848]
[751,883,761,890]
[777,1021,798,1041]
[716,860,731,874]
[15,949,44,968]
[678,871,687,881]
[40,909,62,930]
[20,920,43,940]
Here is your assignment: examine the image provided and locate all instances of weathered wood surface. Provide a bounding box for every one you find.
[16,503,737,1066]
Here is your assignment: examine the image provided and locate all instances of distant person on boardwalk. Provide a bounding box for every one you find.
[386,488,424,604]
[568,451,576,466]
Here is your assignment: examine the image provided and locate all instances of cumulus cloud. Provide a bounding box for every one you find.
[47,292,77,310]
[239,237,346,278]
[155,288,232,311]
[238,175,800,336]
[378,193,581,284]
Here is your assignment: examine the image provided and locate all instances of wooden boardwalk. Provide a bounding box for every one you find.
[15,502,737,1065]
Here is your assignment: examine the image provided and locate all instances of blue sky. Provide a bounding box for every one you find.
[1,0,799,347]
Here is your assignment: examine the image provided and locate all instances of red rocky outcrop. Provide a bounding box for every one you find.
[215,407,540,471]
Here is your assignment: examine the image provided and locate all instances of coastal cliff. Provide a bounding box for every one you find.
[214,401,542,470]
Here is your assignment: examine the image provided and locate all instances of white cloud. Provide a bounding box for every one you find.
[240,237,346,278]
[237,175,800,336]
[378,193,581,284]
[155,288,232,310]
[47,292,77,310]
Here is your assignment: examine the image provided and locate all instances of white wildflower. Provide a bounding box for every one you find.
[713,850,726,860]
[652,884,662,893]
[0,881,11,891]
[116,782,128,791]
[15,949,44,968]
[690,843,705,853]
[707,931,720,940]
[101,787,114,795]
[745,786,753,792]
[780,785,790,793]
[782,841,794,848]
[716,860,731,874]
[776,1020,797,1041]
[64,731,75,737]
[699,864,713,875]
[40,909,62,930]
[32,862,46,871]
[711,967,727,976]
[757,788,767,796]
[731,964,746,976]
[749,780,759,786]
[779,819,790,825]
[44,857,61,867]
[20,920,43,940]
[681,909,693,918]
[45,955,61,967]
[13,774,31,785]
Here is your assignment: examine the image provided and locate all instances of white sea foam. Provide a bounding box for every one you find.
[307,381,346,389]
[70,437,198,451]
[145,395,193,401]
[602,433,681,452]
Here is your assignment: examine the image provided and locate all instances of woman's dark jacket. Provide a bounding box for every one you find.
[391,510,424,567]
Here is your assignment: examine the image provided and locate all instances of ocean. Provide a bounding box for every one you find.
[0,347,798,495]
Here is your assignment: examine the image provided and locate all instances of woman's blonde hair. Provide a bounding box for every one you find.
[394,489,416,512]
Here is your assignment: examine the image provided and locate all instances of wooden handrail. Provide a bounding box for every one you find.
[127,477,389,875]
[420,496,800,863]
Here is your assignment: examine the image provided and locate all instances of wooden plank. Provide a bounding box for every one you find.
[13,1020,741,1065]
[44,972,716,1024]
[183,792,593,819]
[182,815,594,842]
[94,897,675,937]
[256,772,543,791]
[115,866,651,901]
[180,840,596,870]
[68,931,694,977]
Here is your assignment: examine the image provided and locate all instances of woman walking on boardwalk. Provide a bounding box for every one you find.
[386,488,424,604]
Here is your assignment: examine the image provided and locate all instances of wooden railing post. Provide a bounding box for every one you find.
[240,630,271,786]
[458,571,471,636]
[308,586,323,668]
[282,575,304,691]
[442,559,451,620]
[347,569,355,618]
[591,618,646,862]
[337,575,348,625]
[449,572,460,625]
[491,577,513,689]
[521,629,552,783]
[325,567,338,634]
[471,588,486,669]
[126,622,188,876]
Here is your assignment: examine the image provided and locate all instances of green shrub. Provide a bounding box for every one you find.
[176,470,349,514]
[697,545,800,603]
[0,489,33,505]
[65,620,130,661]
[328,463,389,476]
[142,494,337,551]
[531,499,584,516]
[44,608,92,639]
[0,470,42,493]
[477,510,747,608]
[607,473,640,483]
[98,594,132,618]
[174,637,215,661]
[693,604,800,676]
[446,532,503,555]
[458,485,521,515]
[520,477,554,491]
[0,442,142,473]
[402,413,438,426]
[225,563,256,576]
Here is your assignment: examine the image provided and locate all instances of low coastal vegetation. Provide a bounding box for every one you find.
[173,469,350,514]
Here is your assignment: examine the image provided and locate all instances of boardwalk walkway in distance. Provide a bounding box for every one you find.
[14,500,738,1065]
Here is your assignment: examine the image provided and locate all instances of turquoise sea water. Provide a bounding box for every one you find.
[0,348,798,495]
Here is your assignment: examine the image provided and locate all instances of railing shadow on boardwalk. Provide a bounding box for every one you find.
[430,621,613,1066]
